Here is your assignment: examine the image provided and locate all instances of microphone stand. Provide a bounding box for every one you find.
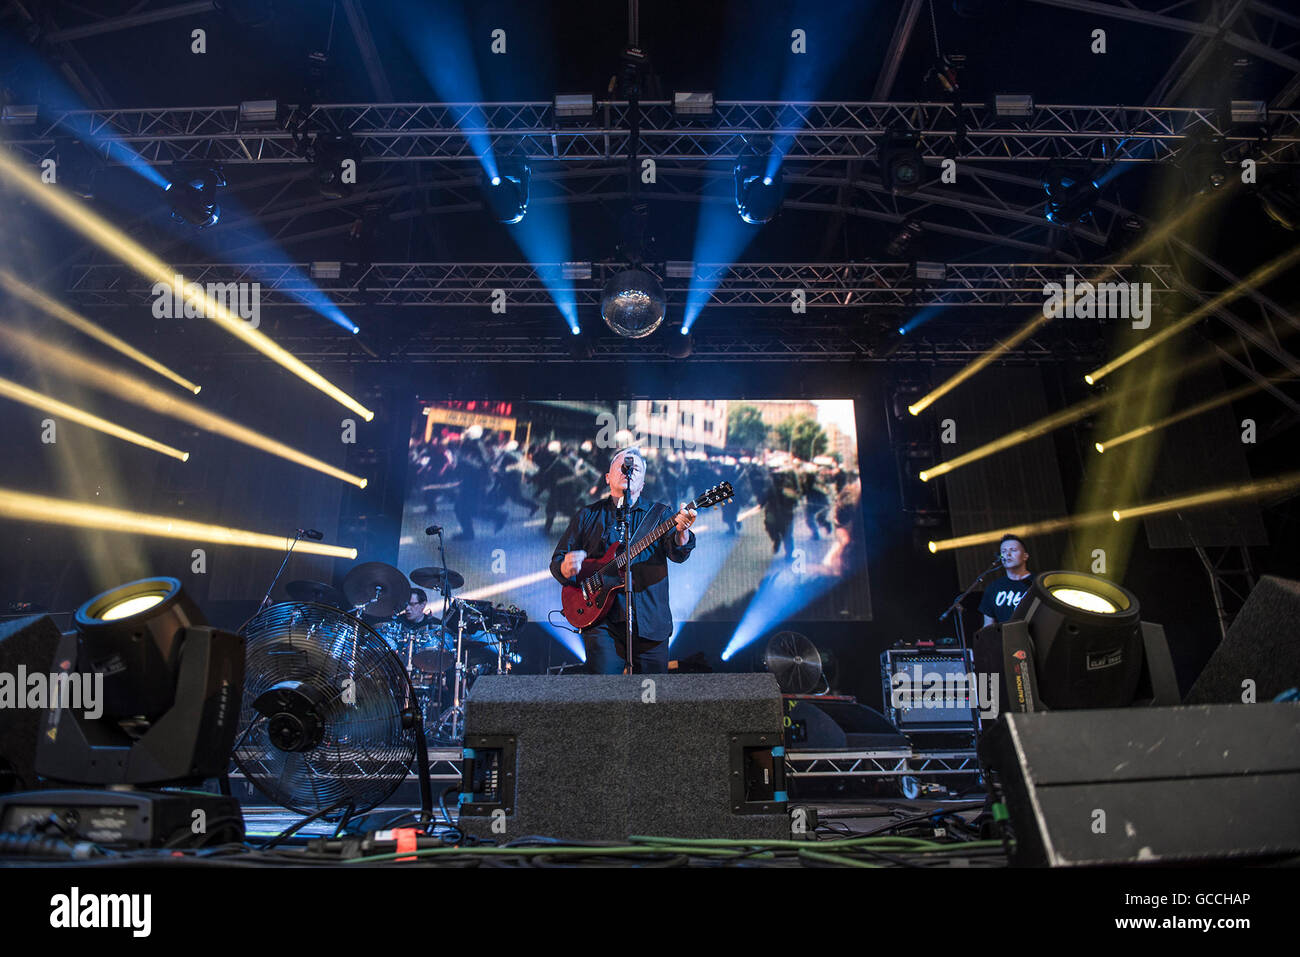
[620,457,636,674]
[619,500,633,672]
[939,558,1002,744]
[433,527,451,722]
[258,529,305,612]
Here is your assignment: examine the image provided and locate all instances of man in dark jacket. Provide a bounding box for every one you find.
[550,448,697,674]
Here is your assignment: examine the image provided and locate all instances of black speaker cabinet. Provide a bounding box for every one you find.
[457,674,791,842]
[1186,575,1300,705]
[0,616,63,793]
[981,702,1300,866]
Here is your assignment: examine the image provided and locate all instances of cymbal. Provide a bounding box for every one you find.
[410,566,465,593]
[285,580,344,607]
[342,561,410,619]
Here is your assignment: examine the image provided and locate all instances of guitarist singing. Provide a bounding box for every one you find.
[550,447,697,674]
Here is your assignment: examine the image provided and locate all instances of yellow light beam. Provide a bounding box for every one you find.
[1084,243,1300,385]
[0,147,372,421]
[908,311,1053,416]
[908,200,1216,416]
[1095,376,1292,453]
[0,486,357,558]
[0,267,202,395]
[920,393,1112,482]
[1111,471,1300,523]
[927,509,1116,553]
[0,375,189,462]
[0,324,368,488]
[918,344,1228,482]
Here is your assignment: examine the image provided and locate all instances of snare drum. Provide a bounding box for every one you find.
[374,619,406,654]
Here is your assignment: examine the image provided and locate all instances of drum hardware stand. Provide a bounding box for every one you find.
[426,525,453,722]
[433,599,484,743]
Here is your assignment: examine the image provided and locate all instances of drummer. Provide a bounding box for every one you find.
[405,587,435,627]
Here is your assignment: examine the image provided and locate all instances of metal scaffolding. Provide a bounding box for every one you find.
[63,260,1180,309]
[6,100,1298,166]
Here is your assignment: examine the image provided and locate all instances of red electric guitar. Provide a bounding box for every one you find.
[559,482,733,630]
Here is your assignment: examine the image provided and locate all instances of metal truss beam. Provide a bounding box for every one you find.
[1026,0,1300,74]
[873,0,926,100]
[197,161,1092,260]
[784,749,980,778]
[61,261,1180,310]
[199,329,1096,364]
[6,101,1298,166]
[45,2,215,43]
[1147,0,1253,106]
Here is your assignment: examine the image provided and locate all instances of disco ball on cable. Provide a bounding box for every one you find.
[601,268,666,338]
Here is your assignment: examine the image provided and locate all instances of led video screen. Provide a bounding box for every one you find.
[397,399,871,629]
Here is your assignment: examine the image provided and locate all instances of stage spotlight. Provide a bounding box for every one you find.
[313,133,357,200]
[886,220,924,258]
[880,130,924,194]
[1,104,38,125]
[602,268,665,338]
[37,577,246,784]
[1255,165,1300,231]
[554,93,594,119]
[483,160,530,224]
[237,98,281,130]
[1178,134,1230,195]
[666,321,692,358]
[166,167,226,228]
[734,158,784,225]
[0,576,249,848]
[994,93,1034,116]
[568,330,595,360]
[1041,162,1100,224]
[673,92,714,117]
[52,137,99,200]
[985,570,1179,712]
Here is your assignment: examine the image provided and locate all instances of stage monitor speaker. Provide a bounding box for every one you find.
[1185,575,1300,705]
[457,674,791,842]
[0,616,63,793]
[981,703,1300,866]
[783,695,908,750]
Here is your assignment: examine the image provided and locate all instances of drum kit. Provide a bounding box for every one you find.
[273,560,527,743]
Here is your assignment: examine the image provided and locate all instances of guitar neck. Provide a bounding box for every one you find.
[606,499,702,573]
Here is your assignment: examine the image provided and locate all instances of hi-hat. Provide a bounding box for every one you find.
[285,580,344,607]
[342,562,410,618]
[410,566,465,593]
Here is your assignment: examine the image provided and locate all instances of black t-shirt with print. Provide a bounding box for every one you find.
[978,573,1035,623]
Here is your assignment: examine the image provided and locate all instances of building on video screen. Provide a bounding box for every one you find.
[398,398,871,629]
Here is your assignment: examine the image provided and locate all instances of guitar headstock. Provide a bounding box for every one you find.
[693,481,734,510]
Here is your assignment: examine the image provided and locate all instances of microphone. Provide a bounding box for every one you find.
[297,528,324,540]
[425,525,443,536]
[622,456,635,477]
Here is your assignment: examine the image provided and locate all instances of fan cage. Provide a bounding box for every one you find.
[233,601,417,816]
